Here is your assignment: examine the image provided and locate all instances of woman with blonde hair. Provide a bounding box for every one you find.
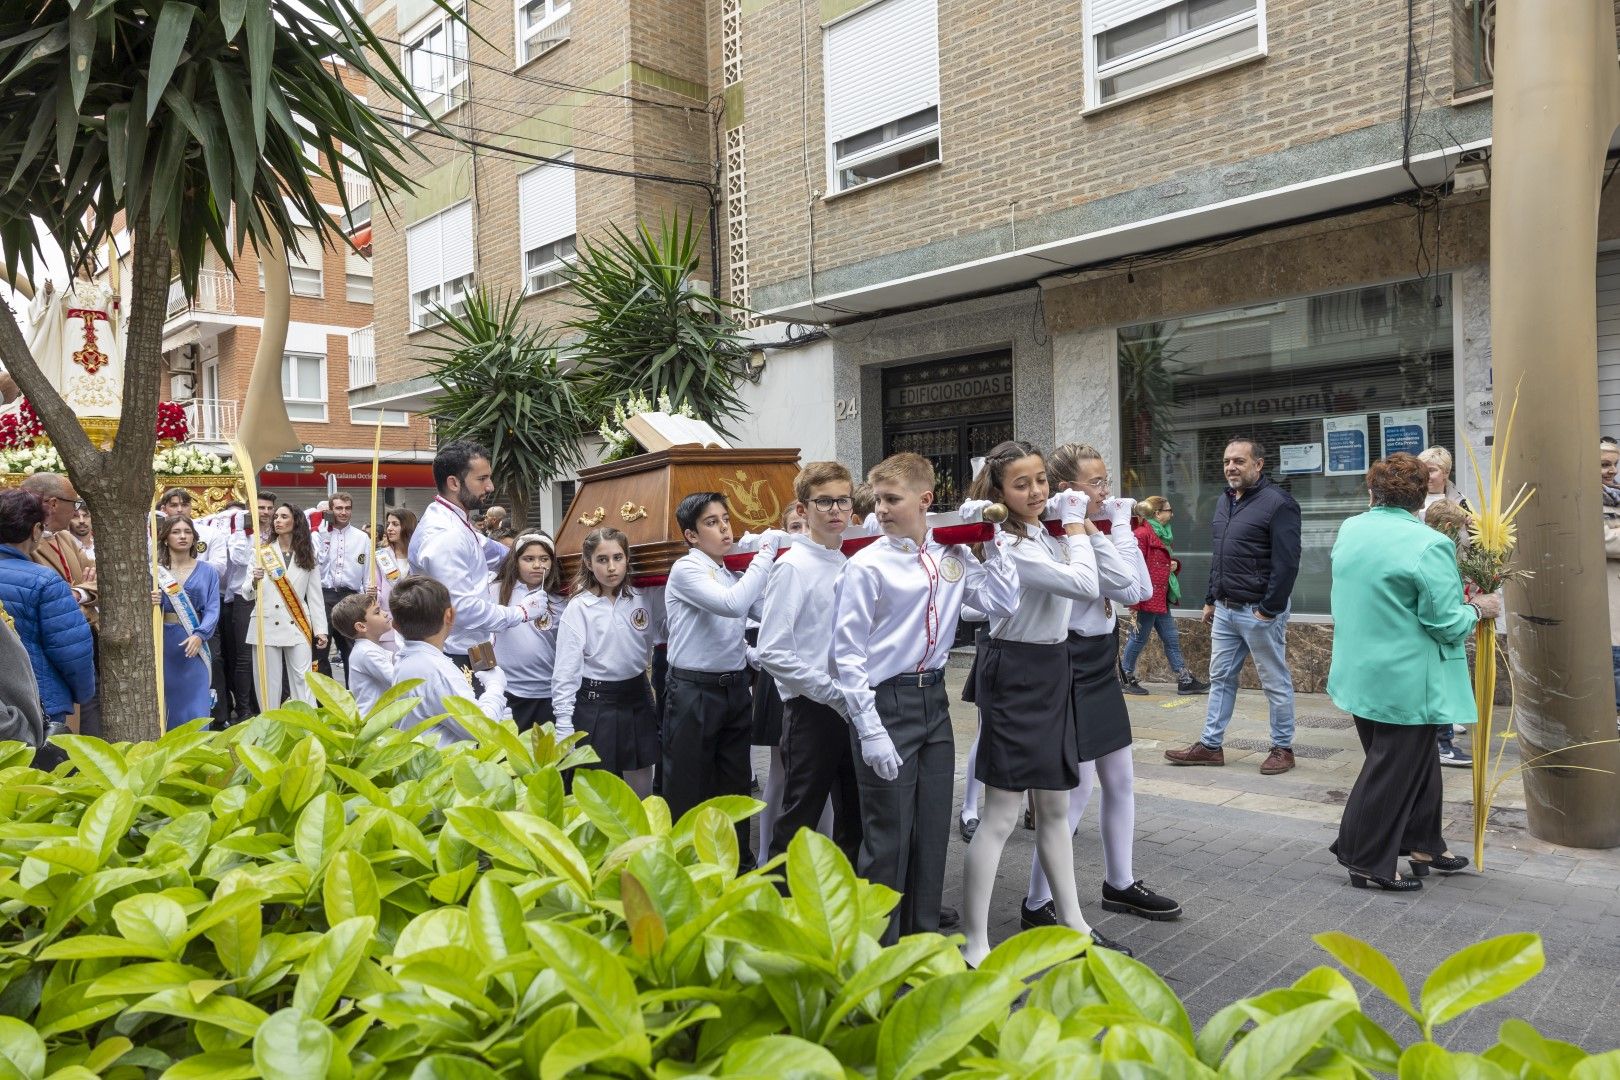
[1121,495,1208,696]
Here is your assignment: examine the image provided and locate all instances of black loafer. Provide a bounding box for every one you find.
[1101,880,1183,921]
[1087,928,1134,957]
[1019,899,1058,930]
[959,816,978,842]
[937,905,960,931]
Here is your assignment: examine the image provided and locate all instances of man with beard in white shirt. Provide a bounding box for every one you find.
[832,452,1019,944]
[409,441,539,677]
[315,491,370,684]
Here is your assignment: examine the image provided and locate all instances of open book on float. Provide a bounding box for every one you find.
[622,412,732,454]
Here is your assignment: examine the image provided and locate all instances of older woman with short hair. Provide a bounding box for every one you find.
[1327,452,1500,891]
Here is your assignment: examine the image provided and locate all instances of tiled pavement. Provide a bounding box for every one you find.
[758,662,1620,1052]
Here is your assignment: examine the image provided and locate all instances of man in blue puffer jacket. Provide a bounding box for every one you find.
[0,491,94,743]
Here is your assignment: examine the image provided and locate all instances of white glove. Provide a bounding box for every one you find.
[756,528,792,558]
[475,668,508,718]
[1103,497,1135,528]
[553,714,575,738]
[956,499,994,524]
[859,730,902,781]
[1048,491,1089,526]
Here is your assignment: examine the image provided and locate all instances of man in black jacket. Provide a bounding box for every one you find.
[1165,438,1302,774]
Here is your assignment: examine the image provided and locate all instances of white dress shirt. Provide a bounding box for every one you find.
[408,497,526,654]
[491,582,563,698]
[1068,523,1153,636]
[756,537,846,711]
[550,588,660,726]
[989,522,1101,644]
[347,638,395,717]
[241,543,328,646]
[318,524,370,592]
[832,532,1019,735]
[208,513,254,598]
[394,640,481,747]
[664,548,773,673]
[191,516,229,586]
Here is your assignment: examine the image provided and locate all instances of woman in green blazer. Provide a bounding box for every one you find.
[1327,453,1502,891]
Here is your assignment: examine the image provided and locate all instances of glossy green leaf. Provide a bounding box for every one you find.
[409,1056,502,1080]
[1398,1042,1516,1080]
[1420,933,1544,1030]
[323,849,380,926]
[254,1008,337,1080]
[692,805,739,872]
[467,876,526,966]
[1084,942,1194,1047]
[158,1050,258,1080]
[720,1034,844,1078]
[540,1028,647,1080]
[0,1016,44,1080]
[572,769,650,845]
[1217,999,1355,1080]
[876,971,1024,1080]
[526,921,646,1042]
[111,894,187,958]
[1313,931,1420,1022]
[821,934,954,1038]
[786,829,859,962]
[1496,1018,1586,1079]
[76,787,134,868]
[292,916,376,1020]
[981,926,1091,986]
[294,791,345,872]
[1573,1051,1620,1080]
[999,1007,1060,1064]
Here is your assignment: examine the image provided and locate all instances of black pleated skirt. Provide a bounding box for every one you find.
[507,694,554,734]
[751,665,784,746]
[1070,631,1133,762]
[960,623,989,704]
[575,676,659,773]
[974,638,1079,791]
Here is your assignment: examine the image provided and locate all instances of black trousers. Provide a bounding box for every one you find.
[851,678,953,945]
[508,694,555,733]
[662,667,753,868]
[769,697,861,865]
[229,597,258,717]
[1332,716,1448,879]
[320,588,358,681]
[210,599,232,726]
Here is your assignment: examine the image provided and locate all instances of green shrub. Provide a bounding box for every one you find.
[0,673,1611,1079]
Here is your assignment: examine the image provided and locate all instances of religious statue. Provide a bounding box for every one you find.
[5,278,126,446]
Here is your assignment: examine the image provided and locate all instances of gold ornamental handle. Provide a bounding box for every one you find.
[578,506,606,528]
[619,501,648,523]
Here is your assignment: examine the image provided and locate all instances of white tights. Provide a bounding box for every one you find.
[961,715,985,821]
[1027,745,1137,907]
[963,786,1090,967]
[754,746,787,866]
[624,766,654,799]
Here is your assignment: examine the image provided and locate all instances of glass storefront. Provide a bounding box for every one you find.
[1118,276,1455,616]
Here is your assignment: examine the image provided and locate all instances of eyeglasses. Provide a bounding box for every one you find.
[809,497,854,512]
[1158,507,1174,514]
[1079,476,1111,491]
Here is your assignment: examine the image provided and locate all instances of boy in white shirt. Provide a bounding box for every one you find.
[662,493,788,867]
[832,452,1019,944]
[756,461,860,864]
[329,591,395,718]
[388,575,509,748]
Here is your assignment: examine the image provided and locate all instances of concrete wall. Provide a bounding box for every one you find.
[733,339,838,464]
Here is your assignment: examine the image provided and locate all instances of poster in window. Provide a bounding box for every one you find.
[1324,415,1369,476]
[1380,409,1428,458]
[1279,442,1323,475]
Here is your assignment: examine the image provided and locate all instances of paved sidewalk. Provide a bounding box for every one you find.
[937,666,1620,1050]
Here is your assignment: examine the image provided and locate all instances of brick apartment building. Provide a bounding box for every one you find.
[148,69,439,512]
[351,0,1620,681]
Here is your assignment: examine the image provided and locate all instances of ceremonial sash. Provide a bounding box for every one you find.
[375,546,403,583]
[157,564,212,668]
[260,545,315,641]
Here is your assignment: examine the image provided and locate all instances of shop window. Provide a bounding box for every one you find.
[1117,276,1455,616]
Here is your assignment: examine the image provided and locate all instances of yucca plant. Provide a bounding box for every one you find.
[561,216,754,436]
[422,289,590,523]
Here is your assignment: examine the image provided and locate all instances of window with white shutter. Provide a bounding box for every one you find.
[346,250,373,304]
[516,0,571,66]
[406,201,475,330]
[519,156,577,295]
[258,228,322,297]
[1085,0,1264,109]
[823,0,941,194]
[281,353,327,422]
[403,4,468,132]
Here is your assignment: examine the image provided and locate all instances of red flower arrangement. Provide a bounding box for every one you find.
[0,397,190,449]
[155,400,189,442]
[0,400,45,450]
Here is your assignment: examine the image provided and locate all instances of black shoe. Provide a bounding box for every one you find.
[1177,674,1211,695]
[1023,803,1035,830]
[959,815,979,842]
[1121,675,1149,696]
[1019,899,1059,930]
[1407,852,1470,876]
[1101,880,1183,921]
[1086,928,1134,957]
[1348,871,1422,892]
[937,905,960,931]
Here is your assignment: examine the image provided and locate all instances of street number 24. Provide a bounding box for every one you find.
[834,398,859,420]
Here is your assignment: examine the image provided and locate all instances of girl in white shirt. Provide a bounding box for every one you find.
[374,508,416,653]
[490,533,564,732]
[959,440,1131,965]
[551,528,661,796]
[243,503,329,708]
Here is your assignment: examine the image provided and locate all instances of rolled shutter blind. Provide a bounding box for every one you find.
[440,202,475,283]
[1089,0,1187,32]
[824,0,939,145]
[406,216,441,294]
[1598,252,1620,438]
[346,250,372,280]
[288,228,321,274]
[519,156,577,253]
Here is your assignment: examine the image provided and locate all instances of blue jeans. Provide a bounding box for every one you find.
[1612,646,1619,709]
[1122,611,1186,676]
[1200,603,1296,750]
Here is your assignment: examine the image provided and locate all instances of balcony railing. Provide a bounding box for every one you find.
[166,268,237,321]
[349,324,376,388]
[183,398,240,442]
[1453,0,1495,94]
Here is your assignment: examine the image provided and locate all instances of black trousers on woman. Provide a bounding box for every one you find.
[1331,716,1448,878]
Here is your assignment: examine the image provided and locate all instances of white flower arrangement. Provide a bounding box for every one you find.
[0,445,64,475]
[597,392,697,462]
[152,445,231,475]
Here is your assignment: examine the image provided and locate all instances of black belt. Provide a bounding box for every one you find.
[581,676,647,701]
[878,669,945,688]
[1218,599,1254,609]
[670,666,748,686]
